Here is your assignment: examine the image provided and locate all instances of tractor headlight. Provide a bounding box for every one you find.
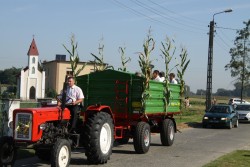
[39,123,47,130]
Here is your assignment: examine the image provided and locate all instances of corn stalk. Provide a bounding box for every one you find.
[177,47,190,98]
[63,34,86,83]
[138,29,155,113]
[160,37,176,112]
[118,47,131,72]
[91,37,114,71]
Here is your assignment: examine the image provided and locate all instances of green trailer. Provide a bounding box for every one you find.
[77,69,181,154]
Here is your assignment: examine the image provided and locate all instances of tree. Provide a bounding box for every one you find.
[225,20,250,100]
[0,67,21,85]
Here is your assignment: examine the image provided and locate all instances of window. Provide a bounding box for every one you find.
[32,67,35,74]
[66,70,73,76]
[66,68,73,76]
[32,57,35,64]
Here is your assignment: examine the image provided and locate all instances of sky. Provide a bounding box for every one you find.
[0,0,249,93]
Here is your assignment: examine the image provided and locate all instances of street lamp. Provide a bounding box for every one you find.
[205,9,233,111]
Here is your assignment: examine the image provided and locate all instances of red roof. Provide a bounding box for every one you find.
[27,38,39,56]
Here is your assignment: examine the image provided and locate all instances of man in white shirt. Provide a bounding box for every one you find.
[159,71,165,82]
[152,70,161,82]
[58,76,84,132]
[169,73,178,84]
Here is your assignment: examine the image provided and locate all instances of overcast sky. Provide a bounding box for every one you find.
[0,0,249,93]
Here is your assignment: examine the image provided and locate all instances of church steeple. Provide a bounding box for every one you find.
[27,38,39,56]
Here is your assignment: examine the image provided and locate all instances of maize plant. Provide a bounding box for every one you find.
[63,34,86,83]
[160,37,176,112]
[91,37,114,71]
[138,30,155,90]
[118,47,131,72]
[138,29,155,113]
[177,47,190,98]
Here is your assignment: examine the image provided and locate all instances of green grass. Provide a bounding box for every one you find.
[203,150,250,167]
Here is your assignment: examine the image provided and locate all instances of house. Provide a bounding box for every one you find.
[16,38,45,100]
[42,56,101,94]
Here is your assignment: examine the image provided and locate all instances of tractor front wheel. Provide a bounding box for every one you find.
[84,112,114,164]
[0,136,16,166]
[133,122,151,154]
[51,139,71,167]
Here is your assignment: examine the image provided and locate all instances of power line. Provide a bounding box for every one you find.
[130,0,207,32]
[216,28,235,44]
[111,0,177,29]
[110,0,207,35]
[216,33,232,48]
[147,0,207,27]
[215,26,239,31]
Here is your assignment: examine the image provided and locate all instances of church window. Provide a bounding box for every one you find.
[32,57,35,64]
[32,67,35,74]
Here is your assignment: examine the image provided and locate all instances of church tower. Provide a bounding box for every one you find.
[27,38,39,77]
[17,37,45,100]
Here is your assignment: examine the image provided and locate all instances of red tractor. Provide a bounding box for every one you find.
[0,70,181,167]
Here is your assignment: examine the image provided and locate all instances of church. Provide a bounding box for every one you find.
[16,38,45,100]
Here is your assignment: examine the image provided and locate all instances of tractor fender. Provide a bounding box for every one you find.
[85,105,115,124]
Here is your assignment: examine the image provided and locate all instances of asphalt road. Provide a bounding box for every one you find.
[15,123,250,167]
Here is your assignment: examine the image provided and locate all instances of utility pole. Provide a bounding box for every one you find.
[240,36,246,103]
[206,21,214,111]
[205,9,232,111]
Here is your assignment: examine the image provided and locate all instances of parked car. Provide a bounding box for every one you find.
[235,104,250,122]
[202,104,239,129]
[228,98,250,105]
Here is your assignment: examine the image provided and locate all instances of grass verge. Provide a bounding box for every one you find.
[203,150,250,167]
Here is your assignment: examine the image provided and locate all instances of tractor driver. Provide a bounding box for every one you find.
[58,76,84,133]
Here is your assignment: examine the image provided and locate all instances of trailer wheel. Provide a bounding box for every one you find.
[35,148,51,161]
[133,122,151,154]
[0,136,16,166]
[51,139,71,167]
[160,119,175,146]
[84,112,114,164]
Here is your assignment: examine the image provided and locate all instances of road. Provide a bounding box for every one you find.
[15,123,250,167]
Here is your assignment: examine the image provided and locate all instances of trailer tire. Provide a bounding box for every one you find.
[84,112,114,164]
[133,122,151,154]
[35,148,51,161]
[51,139,71,167]
[160,119,175,146]
[0,136,16,166]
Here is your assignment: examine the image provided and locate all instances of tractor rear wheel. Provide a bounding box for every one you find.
[51,139,71,167]
[0,136,16,166]
[84,112,114,164]
[160,119,175,146]
[133,122,151,154]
